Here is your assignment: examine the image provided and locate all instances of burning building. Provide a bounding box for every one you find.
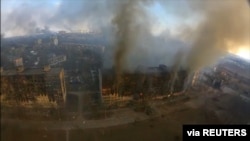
[102,64,188,99]
[0,66,66,107]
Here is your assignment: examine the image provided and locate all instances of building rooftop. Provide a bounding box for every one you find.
[1,67,62,76]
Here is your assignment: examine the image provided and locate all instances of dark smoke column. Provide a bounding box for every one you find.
[112,0,146,94]
[183,0,249,90]
[185,0,249,73]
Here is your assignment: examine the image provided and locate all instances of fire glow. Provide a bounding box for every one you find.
[229,46,250,60]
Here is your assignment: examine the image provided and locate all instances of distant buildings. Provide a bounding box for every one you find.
[14,57,23,67]
[48,55,67,66]
[1,32,105,108]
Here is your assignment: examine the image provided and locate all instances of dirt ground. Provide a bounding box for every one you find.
[1,89,250,141]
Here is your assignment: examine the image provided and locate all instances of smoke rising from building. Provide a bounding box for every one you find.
[1,0,249,76]
[112,0,153,84]
[184,0,250,73]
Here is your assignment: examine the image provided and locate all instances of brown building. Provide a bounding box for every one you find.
[102,65,188,97]
[0,66,66,107]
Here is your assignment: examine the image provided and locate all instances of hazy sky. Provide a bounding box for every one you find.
[1,0,250,64]
[1,0,200,37]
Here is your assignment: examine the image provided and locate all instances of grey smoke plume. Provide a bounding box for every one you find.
[2,4,37,35]
[1,0,56,36]
[185,0,250,72]
[1,0,115,35]
[112,0,150,83]
[47,0,115,32]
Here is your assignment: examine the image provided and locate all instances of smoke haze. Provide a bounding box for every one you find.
[1,0,250,75]
[185,0,250,72]
[112,0,146,82]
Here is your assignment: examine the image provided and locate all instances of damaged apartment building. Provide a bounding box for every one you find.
[1,32,105,108]
[102,64,188,98]
[0,65,67,107]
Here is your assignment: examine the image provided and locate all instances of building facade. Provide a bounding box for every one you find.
[1,66,66,107]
